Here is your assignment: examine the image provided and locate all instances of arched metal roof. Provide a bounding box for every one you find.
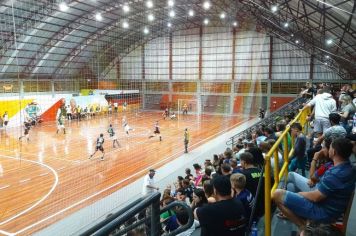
[0,0,355,79]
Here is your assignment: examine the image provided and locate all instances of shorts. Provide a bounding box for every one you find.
[124,125,130,132]
[313,118,331,134]
[4,121,8,126]
[154,130,160,134]
[283,191,331,222]
[96,146,104,152]
[111,135,117,140]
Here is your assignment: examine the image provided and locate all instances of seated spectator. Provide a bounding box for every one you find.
[204,159,215,173]
[176,209,200,236]
[203,180,216,204]
[230,173,254,220]
[201,168,212,184]
[182,179,194,203]
[185,168,194,181]
[316,113,347,145]
[230,158,241,174]
[221,163,232,178]
[259,139,283,170]
[288,123,307,176]
[253,129,267,146]
[275,121,292,151]
[273,138,356,231]
[246,147,264,168]
[300,223,342,236]
[175,188,188,204]
[212,154,220,171]
[191,188,208,211]
[264,127,277,141]
[339,95,355,133]
[194,175,247,236]
[235,143,245,160]
[193,163,203,187]
[175,176,184,190]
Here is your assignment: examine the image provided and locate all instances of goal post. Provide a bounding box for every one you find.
[177,99,200,119]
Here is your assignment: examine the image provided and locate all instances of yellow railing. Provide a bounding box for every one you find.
[264,106,311,236]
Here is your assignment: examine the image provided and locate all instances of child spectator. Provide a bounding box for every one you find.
[230,173,254,220]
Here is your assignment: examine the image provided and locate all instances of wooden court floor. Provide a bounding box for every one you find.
[0,111,248,235]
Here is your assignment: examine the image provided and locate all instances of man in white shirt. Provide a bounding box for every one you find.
[304,87,337,135]
[142,169,159,196]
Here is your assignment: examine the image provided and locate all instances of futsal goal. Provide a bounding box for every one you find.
[177,99,200,119]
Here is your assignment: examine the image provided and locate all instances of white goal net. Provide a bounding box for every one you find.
[177,99,200,119]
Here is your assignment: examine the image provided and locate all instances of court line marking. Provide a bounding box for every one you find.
[0,185,10,190]
[8,118,250,235]
[39,173,49,177]
[0,229,11,236]
[0,155,59,228]
[19,178,31,183]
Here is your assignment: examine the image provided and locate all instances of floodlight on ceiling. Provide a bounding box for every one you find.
[169,10,175,17]
[233,21,238,27]
[295,39,299,44]
[146,0,153,8]
[95,13,103,21]
[188,9,194,17]
[59,2,69,12]
[122,21,129,29]
[284,22,289,28]
[326,39,333,45]
[148,13,155,21]
[143,27,149,34]
[167,22,172,27]
[204,18,209,25]
[325,55,330,59]
[168,0,174,7]
[203,1,211,10]
[220,12,226,19]
[123,4,130,13]
[271,5,278,13]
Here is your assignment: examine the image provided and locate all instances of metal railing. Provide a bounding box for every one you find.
[226,97,307,148]
[80,192,194,236]
[264,106,311,236]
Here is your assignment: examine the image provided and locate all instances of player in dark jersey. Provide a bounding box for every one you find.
[107,124,120,148]
[19,120,31,142]
[89,133,105,160]
[162,108,169,120]
[148,121,162,141]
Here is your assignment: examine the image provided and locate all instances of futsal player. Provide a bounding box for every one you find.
[148,121,162,141]
[107,124,120,148]
[182,103,188,115]
[162,108,169,120]
[19,119,31,142]
[56,106,66,134]
[89,133,105,161]
[122,116,134,135]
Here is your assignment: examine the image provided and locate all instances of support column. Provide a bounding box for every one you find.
[198,26,203,81]
[169,32,173,105]
[141,45,146,109]
[19,80,24,99]
[197,80,202,115]
[51,80,55,98]
[267,36,274,114]
[230,28,237,115]
[309,55,314,81]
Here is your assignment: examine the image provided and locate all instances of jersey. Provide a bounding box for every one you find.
[108,127,115,137]
[96,137,104,147]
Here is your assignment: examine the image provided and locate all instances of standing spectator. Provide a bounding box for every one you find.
[288,123,307,176]
[230,158,241,174]
[184,128,190,153]
[184,168,194,181]
[272,138,356,230]
[142,169,159,196]
[315,113,346,146]
[194,175,247,236]
[304,87,337,136]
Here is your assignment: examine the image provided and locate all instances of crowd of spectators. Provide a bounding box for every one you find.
[122,82,356,236]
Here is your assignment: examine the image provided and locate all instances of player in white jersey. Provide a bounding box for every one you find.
[56,106,66,134]
[122,116,134,135]
[89,133,105,160]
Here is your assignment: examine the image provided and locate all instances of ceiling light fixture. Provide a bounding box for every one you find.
[59,2,69,12]
[168,0,174,7]
[220,12,226,19]
[233,21,238,27]
[167,22,172,27]
[325,55,330,59]
[326,39,333,45]
[204,18,209,25]
[295,39,299,44]
[123,4,130,12]
[122,21,129,28]
[95,13,103,21]
[188,9,194,17]
[146,0,153,8]
[284,22,289,28]
[203,1,211,10]
[271,5,278,13]
[169,10,175,17]
[148,13,155,21]
[144,27,149,34]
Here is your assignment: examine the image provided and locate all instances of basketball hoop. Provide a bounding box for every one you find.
[3,84,13,91]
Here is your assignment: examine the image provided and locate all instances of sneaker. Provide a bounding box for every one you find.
[89,155,92,159]
[101,156,104,161]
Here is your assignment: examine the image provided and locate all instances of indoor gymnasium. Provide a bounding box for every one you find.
[0,0,355,236]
